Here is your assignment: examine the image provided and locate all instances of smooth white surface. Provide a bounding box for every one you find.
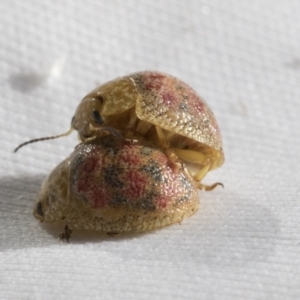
[1,1,300,299]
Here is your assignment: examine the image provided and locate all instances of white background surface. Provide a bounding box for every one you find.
[1,1,300,299]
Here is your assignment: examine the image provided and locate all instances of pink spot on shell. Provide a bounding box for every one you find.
[161,90,178,109]
[73,155,111,208]
[193,98,205,114]
[89,188,110,209]
[81,156,98,173]
[122,170,149,200]
[119,145,142,166]
[144,73,165,91]
[155,196,168,209]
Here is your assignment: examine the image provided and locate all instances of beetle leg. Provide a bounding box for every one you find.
[59,225,73,243]
[197,182,224,191]
[193,164,223,190]
[87,124,123,140]
[136,120,152,136]
[173,148,208,169]
[173,148,209,180]
[123,109,142,141]
[173,148,223,191]
[156,126,170,148]
[127,111,138,131]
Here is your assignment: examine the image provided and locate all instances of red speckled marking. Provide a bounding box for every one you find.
[144,73,165,90]
[161,90,178,109]
[137,71,207,114]
[159,167,178,207]
[74,153,112,208]
[81,155,98,173]
[122,170,148,200]
[69,136,195,211]
[118,144,143,166]
[186,87,205,114]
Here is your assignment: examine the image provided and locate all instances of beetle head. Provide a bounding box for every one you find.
[71,77,138,141]
[71,94,105,140]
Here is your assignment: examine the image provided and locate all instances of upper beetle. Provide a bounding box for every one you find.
[15,71,224,190]
[71,71,224,190]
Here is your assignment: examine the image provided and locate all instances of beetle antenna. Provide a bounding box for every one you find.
[14,128,74,153]
[101,126,123,139]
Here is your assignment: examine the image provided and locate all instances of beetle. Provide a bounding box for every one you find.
[15,71,224,241]
[34,135,199,241]
[16,71,224,189]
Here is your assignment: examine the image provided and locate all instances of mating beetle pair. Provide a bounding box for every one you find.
[16,71,224,241]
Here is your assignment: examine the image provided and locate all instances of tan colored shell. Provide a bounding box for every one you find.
[131,72,224,169]
[33,158,69,222]
[131,72,222,150]
[34,135,199,232]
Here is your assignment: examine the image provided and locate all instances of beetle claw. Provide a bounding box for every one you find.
[59,225,72,242]
[197,182,224,191]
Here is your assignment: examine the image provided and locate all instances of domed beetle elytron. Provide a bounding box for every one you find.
[15,71,224,241]
[34,135,200,241]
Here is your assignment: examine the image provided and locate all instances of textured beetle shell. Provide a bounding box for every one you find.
[131,71,224,169]
[35,136,199,232]
[75,71,224,170]
[131,72,222,151]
